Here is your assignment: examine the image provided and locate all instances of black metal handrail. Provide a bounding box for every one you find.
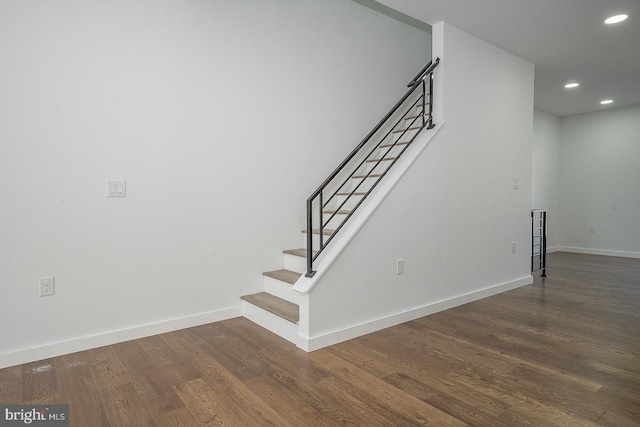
[407,60,438,88]
[305,58,440,277]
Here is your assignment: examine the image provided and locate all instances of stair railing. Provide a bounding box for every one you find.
[305,58,440,277]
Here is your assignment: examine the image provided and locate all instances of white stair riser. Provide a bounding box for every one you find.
[350,176,381,193]
[322,212,350,230]
[366,158,395,174]
[242,301,299,346]
[378,144,408,158]
[284,253,307,275]
[302,232,334,250]
[406,119,426,130]
[336,194,365,210]
[322,193,362,210]
[391,128,420,144]
[404,114,426,126]
[263,276,302,305]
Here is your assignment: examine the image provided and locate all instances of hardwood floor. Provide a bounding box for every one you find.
[1,252,639,426]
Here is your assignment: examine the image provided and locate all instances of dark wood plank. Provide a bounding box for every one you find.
[0,365,21,403]
[226,318,398,425]
[54,351,111,427]
[175,375,291,426]
[110,339,188,416]
[382,371,513,427]
[309,349,466,426]
[185,322,273,381]
[244,374,334,427]
[86,346,153,426]
[21,359,58,403]
[151,406,201,427]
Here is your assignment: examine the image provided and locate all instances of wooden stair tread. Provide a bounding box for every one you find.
[283,248,317,258]
[337,192,366,196]
[302,228,335,235]
[241,292,299,324]
[380,141,409,148]
[262,269,301,284]
[392,126,421,134]
[323,209,351,215]
[366,157,397,163]
[353,173,382,179]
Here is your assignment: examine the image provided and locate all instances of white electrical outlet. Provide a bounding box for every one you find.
[511,242,516,254]
[397,259,404,275]
[39,276,55,297]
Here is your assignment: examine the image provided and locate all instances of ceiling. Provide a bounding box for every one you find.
[375,0,640,117]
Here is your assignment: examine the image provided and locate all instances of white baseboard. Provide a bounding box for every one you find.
[0,306,242,369]
[546,245,559,253]
[558,246,640,259]
[300,275,533,352]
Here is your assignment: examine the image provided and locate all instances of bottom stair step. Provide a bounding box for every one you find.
[241,292,299,324]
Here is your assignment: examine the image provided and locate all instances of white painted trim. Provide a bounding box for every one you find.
[557,246,640,259]
[293,120,446,294]
[0,306,241,369]
[300,276,533,352]
[241,301,301,347]
[546,246,559,253]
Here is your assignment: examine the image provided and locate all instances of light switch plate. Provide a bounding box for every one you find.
[107,180,126,198]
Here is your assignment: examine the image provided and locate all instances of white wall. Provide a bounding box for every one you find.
[0,0,431,366]
[532,110,561,250]
[308,23,534,340]
[559,104,640,257]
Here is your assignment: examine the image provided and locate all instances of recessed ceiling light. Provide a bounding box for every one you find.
[600,99,614,105]
[564,80,580,89]
[605,14,628,24]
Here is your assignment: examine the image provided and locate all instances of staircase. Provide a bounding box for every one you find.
[239,117,429,346]
[241,59,440,348]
